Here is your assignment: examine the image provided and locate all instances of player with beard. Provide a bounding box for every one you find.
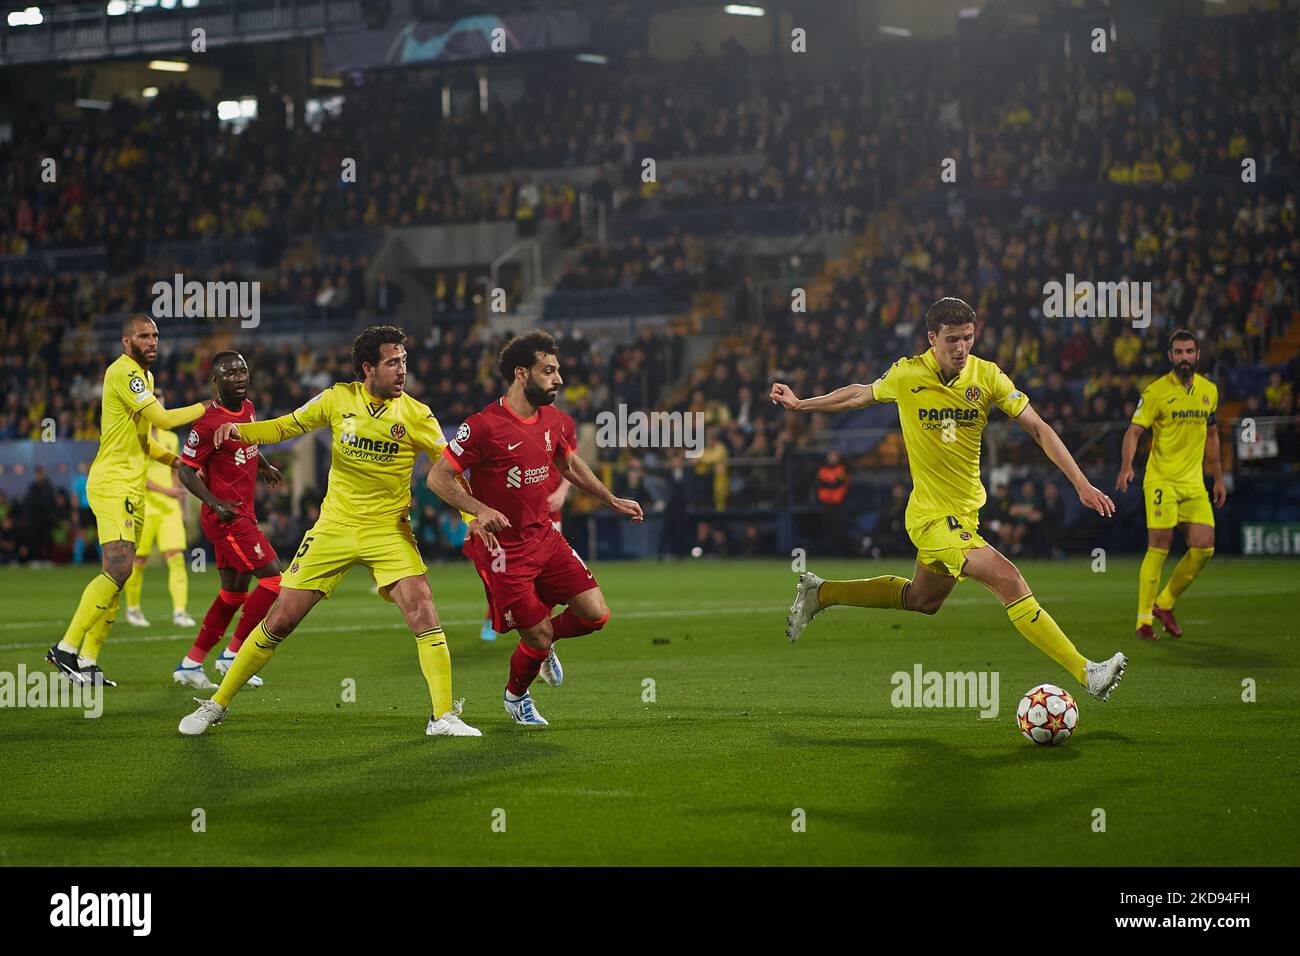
[1116,329,1225,640]
[426,330,644,727]
[46,315,208,687]
[178,325,482,737]
[172,351,286,690]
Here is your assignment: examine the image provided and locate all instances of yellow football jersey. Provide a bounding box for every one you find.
[1131,372,1218,485]
[145,429,182,511]
[870,349,1030,517]
[237,382,448,523]
[88,353,159,491]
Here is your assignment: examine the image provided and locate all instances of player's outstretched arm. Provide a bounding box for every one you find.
[214,413,311,448]
[770,382,875,413]
[1015,404,1116,517]
[557,452,643,523]
[426,456,510,533]
[1116,423,1145,492]
[139,399,207,431]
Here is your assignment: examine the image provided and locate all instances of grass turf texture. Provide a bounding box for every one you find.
[0,557,1295,866]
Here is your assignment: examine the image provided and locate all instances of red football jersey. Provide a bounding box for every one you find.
[179,400,260,523]
[443,398,576,551]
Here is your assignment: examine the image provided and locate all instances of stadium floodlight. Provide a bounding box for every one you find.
[217,100,242,121]
[6,6,43,27]
[142,87,159,98]
[879,25,912,37]
[723,5,765,16]
[149,59,190,72]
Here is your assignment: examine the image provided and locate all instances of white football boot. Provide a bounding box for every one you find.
[504,691,548,726]
[173,662,217,690]
[178,698,227,735]
[125,606,150,627]
[215,651,263,688]
[785,571,826,642]
[173,610,196,628]
[538,647,564,687]
[425,699,482,737]
[1084,652,1128,702]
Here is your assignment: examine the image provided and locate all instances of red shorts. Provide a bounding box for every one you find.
[202,514,278,571]
[466,528,597,633]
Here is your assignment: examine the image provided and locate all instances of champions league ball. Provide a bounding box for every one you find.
[1016,683,1078,746]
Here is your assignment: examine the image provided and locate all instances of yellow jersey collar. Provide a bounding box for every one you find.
[923,348,967,388]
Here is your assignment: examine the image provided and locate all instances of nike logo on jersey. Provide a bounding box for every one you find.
[1031,610,1041,623]
[910,386,928,393]
[507,442,523,451]
[1166,397,1178,404]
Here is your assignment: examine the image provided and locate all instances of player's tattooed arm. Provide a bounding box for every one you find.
[1115,422,1146,492]
[557,452,643,523]
[176,462,240,522]
[1016,404,1115,518]
[426,457,510,533]
[770,382,874,412]
[1205,423,1227,506]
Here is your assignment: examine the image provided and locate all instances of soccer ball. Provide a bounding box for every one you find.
[1016,683,1078,746]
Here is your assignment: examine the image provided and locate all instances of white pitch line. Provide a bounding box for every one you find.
[0,605,788,652]
[2,583,1295,650]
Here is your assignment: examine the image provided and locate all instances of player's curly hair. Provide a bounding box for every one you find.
[352,325,407,378]
[926,297,977,333]
[497,329,558,383]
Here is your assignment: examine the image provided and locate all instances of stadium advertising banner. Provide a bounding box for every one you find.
[1240,523,1300,555]
[324,11,590,72]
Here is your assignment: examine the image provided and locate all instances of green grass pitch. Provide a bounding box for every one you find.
[1,557,1295,866]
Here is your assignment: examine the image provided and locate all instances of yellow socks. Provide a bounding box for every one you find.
[166,552,188,616]
[415,627,453,718]
[1137,547,1169,626]
[124,562,145,610]
[819,576,911,610]
[1006,594,1088,686]
[213,621,282,708]
[60,572,121,651]
[79,591,118,664]
[1156,547,1214,610]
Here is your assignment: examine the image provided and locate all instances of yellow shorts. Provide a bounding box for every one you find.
[1144,481,1214,530]
[282,516,426,601]
[907,510,989,580]
[87,486,144,547]
[139,498,186,554]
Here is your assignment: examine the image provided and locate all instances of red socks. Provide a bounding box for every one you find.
[228,576,281,654]
[506,640,549,697]
[550,607,609,640]
[188,589,247,662]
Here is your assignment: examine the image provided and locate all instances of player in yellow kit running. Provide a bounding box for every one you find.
[46,315,208,686]
[772,297,1128,702]
[178,325,488,737]
[1116,329,1225,640]
[123,389,195,629]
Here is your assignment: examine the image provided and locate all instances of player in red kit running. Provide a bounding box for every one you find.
[171,351,285,689]
[427,330,643,726]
